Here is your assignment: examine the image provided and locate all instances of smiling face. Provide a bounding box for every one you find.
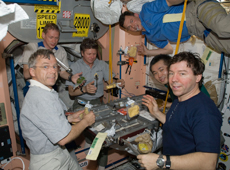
[42,29,59,50]
[123,14,143,32]
[81,48,97,67]
[151,60,169,85]
[168,61,201,101]
[30,54,58,89]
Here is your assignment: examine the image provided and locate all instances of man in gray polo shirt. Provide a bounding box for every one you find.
[66,38,125,170]
[66,38,125,110]
[20,49,95,170]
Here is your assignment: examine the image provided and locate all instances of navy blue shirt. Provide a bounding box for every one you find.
[163,92,222,155]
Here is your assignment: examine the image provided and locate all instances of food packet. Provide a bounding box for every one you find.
[73,76,86,90]
[127,45,137,58]
[80,101,92,119]
[126,98,140,119]
[135,133,153,154]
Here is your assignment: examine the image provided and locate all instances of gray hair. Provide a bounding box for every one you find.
[28,49,54,68]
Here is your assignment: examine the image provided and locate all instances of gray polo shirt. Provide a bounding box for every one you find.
[21,42,68,72]
[20,80,71,154]
[66,58,115,100]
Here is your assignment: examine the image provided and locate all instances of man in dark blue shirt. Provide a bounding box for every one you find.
[139,52,222,170]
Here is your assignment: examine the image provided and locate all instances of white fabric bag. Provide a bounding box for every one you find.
[91,0,123,25]
[126,0,155,14]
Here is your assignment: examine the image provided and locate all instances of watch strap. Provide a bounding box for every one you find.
[80,86,85,94]
[68,74,72,82]
[166,155,171,169]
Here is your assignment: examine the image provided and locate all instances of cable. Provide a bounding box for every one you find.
[123,88,135,97]
[2,157,25,170]
[121,92,129,97]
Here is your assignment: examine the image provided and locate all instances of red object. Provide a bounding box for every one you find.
[63,11,71,18]
[117,108,127,115]
[126,57,135,75]
[65,112,74,116]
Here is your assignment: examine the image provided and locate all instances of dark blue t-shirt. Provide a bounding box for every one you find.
[163,92,222,155]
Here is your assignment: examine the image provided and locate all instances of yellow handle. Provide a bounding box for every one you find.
[163,0,188,114]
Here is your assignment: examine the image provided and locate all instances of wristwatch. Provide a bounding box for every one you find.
[80,86,85,94]
[165,155,171,169]
[156,154,165,168]
[68,74,72,82]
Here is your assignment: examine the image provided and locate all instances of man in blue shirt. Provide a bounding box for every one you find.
[149,54,210,107]
[139,52,222,169]
[119,0,230,55]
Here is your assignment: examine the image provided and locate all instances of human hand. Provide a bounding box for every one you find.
[137,153,159,170]
[142,95,160,117]
[137,42,148,56]
[71,72,83,84]
[67,110,84,123]
[116,79,125,88]
[83,111,95,126]
[84,81,97,94]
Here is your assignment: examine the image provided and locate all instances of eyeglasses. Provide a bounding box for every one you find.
[33,65,58,70]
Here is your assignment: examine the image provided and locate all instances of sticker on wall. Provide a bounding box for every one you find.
[63,11,71,18]
[34,0,61,13]
[221,144,229,153]
[219,152,228,162]
[36,13,57,39]
[72,13,90,37]
[217,162,226,170]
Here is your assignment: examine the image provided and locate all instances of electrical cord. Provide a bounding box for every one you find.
[2,157,25,170]
[121,92,129,97]
[123,88,135,97]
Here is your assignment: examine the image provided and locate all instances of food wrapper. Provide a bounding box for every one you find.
[156,98,164,108]
[135,133,153,154]
[126,98,140,119]
[73,76,86,90]
[127,46,137,58]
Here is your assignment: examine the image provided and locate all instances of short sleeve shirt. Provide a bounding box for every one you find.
[66,58,115,100]
[22,42,68,71]
[20,80,71,154]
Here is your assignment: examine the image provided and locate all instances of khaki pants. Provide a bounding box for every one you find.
[29,147,82,170]
[186,0,230,54]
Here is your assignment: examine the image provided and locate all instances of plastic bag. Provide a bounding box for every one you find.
[126,98,140,119]
[91,0,123,25]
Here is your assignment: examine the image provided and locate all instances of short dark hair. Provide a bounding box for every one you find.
[119,11,135,29]
[43,23,60,34]
[28,49,54,68]
[169,52,205,86]
[149,54,171,73]
[80,38,98,53]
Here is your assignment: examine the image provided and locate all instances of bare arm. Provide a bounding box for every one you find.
[142,95,166,124]
[68,85,84,96]
[138,152,218,170]
[58,111,95,146]
[59,71,82,84]
[166,0,185,6]
[137,42,173,56]
[68,81,97,97]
